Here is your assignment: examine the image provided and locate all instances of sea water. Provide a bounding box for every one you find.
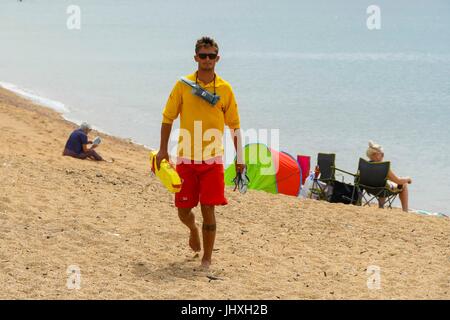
[1,0,449,214]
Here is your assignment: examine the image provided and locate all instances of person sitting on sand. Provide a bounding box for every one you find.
[62,122,104,161]
[366,140,412,212]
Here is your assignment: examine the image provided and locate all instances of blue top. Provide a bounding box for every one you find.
[64,129,88,154]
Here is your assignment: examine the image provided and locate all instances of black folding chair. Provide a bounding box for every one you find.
[310,153,336,201]
[355,158,400,208]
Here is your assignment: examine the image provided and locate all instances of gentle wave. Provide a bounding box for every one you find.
[0,80,154,151]
[0,81,69,114]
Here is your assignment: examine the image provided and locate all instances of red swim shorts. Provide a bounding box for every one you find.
[175,161,228,208]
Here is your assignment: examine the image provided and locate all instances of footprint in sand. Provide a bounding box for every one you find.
[0,198,13,215]
[185,253,200,262]
[132,262,152,277]
[0,196,11,204]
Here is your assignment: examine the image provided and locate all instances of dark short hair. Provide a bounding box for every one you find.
[195,36,219,54]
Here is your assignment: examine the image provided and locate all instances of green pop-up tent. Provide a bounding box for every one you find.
[225,143,301,196]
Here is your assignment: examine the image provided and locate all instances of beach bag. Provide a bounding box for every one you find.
[299,172,315,199]
[329,181,359,205]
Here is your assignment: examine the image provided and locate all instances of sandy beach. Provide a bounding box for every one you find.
[0,87,449,299]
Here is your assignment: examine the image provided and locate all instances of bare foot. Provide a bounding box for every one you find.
[200,259,211,269]
[189,226,201,252]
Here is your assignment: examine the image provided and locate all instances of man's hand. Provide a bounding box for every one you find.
[235,162,246,174]
[91,144,98,149]
[157,123,173,170]
[230,129,244,174]
[156,149,169,171]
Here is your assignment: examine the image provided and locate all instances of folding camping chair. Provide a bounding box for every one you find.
[355,158,400,209]
[310,153,361,204]
[310,153,336,201]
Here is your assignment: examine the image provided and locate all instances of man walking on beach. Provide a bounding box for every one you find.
[156,36,244,268]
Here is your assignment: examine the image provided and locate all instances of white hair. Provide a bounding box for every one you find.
[79,122,92,131]
[366,140,384,158]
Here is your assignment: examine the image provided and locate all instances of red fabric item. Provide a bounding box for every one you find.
[175,162,228,208]
[270,149,301,196]
[297,155,311,184]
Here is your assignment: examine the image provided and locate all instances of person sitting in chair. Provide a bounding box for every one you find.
[63,122,104,161]
[366,140,412,212]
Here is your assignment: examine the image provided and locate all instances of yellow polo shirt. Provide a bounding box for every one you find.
[162,72,240,161]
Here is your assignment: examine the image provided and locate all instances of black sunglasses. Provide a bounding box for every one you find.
[198,53,218,60]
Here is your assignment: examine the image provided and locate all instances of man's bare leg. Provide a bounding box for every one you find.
[200,205,216,268]
[399,184,409,212]
[86,149,103,161]
[178,208,201,252]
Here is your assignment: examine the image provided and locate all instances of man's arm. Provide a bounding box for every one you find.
[230,128,245,173]
[156,123,172,170]
[81,132,96,152]
[156,81,181,169]
[82,143,97,152]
